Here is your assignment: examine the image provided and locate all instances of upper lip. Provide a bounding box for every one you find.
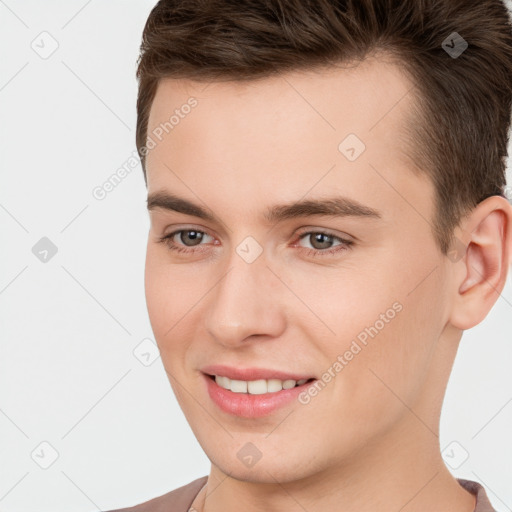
[201,364,316,382]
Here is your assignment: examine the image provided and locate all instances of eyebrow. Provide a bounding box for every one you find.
[146,191,382,224]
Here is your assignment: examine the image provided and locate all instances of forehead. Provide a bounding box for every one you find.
[144,55,431,226]
[147,54,415,142]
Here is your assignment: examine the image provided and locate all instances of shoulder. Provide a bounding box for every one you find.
[103,475,208,512]
[456,478,497,512]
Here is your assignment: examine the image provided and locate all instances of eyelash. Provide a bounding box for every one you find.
[157,228,354,258]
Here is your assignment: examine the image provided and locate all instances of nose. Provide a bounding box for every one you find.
[203,255,287,347]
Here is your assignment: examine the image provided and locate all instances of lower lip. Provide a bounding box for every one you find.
[203,373,317,418]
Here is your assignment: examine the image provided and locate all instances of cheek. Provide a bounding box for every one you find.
[144,245,208,360]
[304,252,444,406]
[144,246,185,347]
[144,246,167,330]
[144,248,196,404]
[327,271,444,428]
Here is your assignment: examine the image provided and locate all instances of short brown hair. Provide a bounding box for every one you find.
[135,0,512,254]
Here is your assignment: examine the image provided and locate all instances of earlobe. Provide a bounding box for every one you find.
[449,196,512,330]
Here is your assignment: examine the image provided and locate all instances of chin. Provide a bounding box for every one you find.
[207,446,319,485]
[218,464,303,484]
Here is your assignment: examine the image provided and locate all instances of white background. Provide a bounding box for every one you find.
[0,1,511,510]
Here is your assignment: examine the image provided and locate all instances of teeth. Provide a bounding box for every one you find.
[231,379,248,393]
[214,375,310,394]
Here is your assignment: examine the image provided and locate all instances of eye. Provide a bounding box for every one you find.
[172,229,209,246]
[157,229,214,254]
[157,227,353,258]
[294,229,353,258]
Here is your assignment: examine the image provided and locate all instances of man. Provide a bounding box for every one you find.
[106,0,512,510]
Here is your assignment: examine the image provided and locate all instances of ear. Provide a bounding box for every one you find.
[448,195,512,330]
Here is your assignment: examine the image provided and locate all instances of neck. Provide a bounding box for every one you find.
[200,414,476,512]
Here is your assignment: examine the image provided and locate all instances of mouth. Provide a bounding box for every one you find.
[204,373,317,394]
[199,363,319,418]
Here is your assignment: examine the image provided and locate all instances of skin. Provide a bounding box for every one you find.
[143,54,512,512]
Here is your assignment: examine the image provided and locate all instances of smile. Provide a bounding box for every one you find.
[210,374,314,394]
[203,373,318,418]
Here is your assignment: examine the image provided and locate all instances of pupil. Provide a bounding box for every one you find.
[183,230,202,246]
[312,233,332,249]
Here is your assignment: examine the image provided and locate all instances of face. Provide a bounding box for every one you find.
[144,56,456,484]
